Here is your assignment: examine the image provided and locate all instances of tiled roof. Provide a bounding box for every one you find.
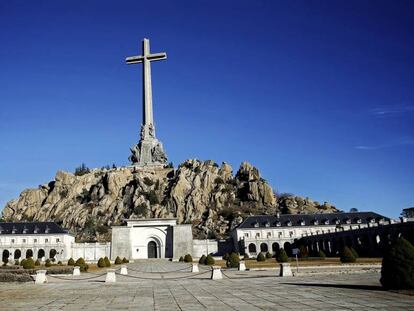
[0,222,68,235]
[237,212,389,229]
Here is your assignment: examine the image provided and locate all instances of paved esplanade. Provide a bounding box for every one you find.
[126,38,168,166]
[1,261,413,310]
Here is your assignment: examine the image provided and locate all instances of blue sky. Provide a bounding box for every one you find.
[0,1,413,218]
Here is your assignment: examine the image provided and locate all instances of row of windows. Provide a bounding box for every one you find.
[0,238,61,244]
[242,228,347,239]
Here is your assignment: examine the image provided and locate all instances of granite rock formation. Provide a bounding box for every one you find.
[2,160,338,241]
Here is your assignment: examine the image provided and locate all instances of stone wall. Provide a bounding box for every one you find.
[71,242,111,262]
[192,239,218,258]
[110,227,131,260]
[172,224,193,259]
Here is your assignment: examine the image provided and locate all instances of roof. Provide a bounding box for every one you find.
[0,222,69,235]
[237,212,390,229]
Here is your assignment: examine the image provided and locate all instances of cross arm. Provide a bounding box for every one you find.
[126,55,144,64]
[147,52,167,61]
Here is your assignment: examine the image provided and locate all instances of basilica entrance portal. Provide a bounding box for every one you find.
[147,241,158,258]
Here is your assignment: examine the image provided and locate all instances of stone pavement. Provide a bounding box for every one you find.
[0,260,413,310]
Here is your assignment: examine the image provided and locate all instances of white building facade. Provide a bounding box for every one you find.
[232,212,390,257]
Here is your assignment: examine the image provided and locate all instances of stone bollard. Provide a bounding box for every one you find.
[238,261,246,271]
[73,266,81,276]
[120,265,128,275]
[105,269,116,283]
[191,263,199,273]
[35,270,47,284]
[211,266,222,280]
[279,263,293,277]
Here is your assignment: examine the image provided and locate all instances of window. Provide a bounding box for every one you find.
[278,232,282,238]
[255,233,260,238]
[11,239,15,244]
[45,239,49,243]
[289,231,293,237]
[267,232,271,238]
[34,239,37,243]
[244,233,249,238]
[56,238,60,243]
[22,239,26,243]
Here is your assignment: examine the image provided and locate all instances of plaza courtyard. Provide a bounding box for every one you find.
[0,261,413,310]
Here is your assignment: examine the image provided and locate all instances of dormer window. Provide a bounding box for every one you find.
[299,220,305,226]
[323,219,329,225]
[265,222,270,228]
[0,226,3,234]
[286,221,292,226]
[354,218,362,224]
[12,226,17,234]
[344,218,351,224]
[275,221,281,227]
[34,226,39,234]
[333,218,340,225]
[22,226,28,234]
[45,226,50,233]
[313,220,319,225]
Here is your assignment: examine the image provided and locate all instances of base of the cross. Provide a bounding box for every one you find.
[129,137,168,167]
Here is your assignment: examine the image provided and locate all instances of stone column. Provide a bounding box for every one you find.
[105,269,116,283]
[120,265,128,275]
[73,266,80,276]
[191,263,199,273]
[279,263,293,277]
[211,266,222,280]
[238,261,246,271]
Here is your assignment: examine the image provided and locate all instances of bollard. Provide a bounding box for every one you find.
[238,261,246,271]
[279,263,293,277]
[35,270,47,284]
[120,265,128,275]
[191,263,199,273]
[105,269,116,283]
[73,266,81,276]
[211,266,222,280]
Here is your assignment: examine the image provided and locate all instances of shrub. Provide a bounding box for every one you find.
[104,257,111,267]
[206,254,215,265]
[68,258,75,266]
[340,246,356,263]
[222,253,230,261]
[179,256,184,262]
[14,260,19,266]
[381,237,414,290]
[0,273,33,283]
[276,249,289,263]
[184,254,193,263]
[227,253,240,268]
[76,258,86,266]
[97,258,106,268]
[256,252,266,262]
[57,261,62,265]
[75,163,90,176]
[45,259,52,267]
[80,264,89,272]
[318,250,326,259]
[20,259,26,267]
[266,252,272,259]
[35,259,40,266]
[350,247,359,259]
[199,255,207,265]
[23,258,35,269]
[115,256,122,265]
[122,257,129,263]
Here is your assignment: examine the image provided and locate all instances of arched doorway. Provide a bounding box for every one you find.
[248,243,256,254]
[49,249,57,261]
[26,249,33,258]
[284,242,292,257]
[147,241,158,258]
[37,249,45,260]
[2,250,10,264]
[260,243,268,253]
[272,242,280,254]
[14,249,21,260]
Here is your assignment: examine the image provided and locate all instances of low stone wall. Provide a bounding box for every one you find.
[192,239,218,258]
[71,242,111,261]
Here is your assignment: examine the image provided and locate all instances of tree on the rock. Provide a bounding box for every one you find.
[381,237,414,290]
[74,163,90,176]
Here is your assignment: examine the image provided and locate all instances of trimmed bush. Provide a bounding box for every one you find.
[68,258,75,266]
[318,250,326,259]
[57,261,62,265]
[14,260,19,266]
[381,237,414,290]
[122,257,129,263]
[184,254,193,263]
[222,253,230,261]
[227,253,240,268]
[20,259,26,267]
[97,258,106,268]
[76,258,86,266]
[340,246,356,263]
[256,252,266,262]
[350,247,359,259]
[35,259,41,266]
[80,264,89,272]
[179,256,184,262]
[45,259,52,267]
[104,257,111,267]
[115,256,122,265]
[23,258,35,269]
[276,249,289,263]
[206,254,215,265]
[265,252,272,259]
[199,255,207,265]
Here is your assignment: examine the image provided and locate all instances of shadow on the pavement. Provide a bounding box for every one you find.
[282,282,383,291]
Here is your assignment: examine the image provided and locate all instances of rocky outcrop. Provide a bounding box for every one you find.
[2,159,338,240]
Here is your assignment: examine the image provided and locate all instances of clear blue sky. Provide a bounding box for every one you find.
[1,1,413,218]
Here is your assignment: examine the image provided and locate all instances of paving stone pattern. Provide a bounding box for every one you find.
[0,261,413,310]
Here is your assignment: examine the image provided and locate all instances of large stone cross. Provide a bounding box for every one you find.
[126,38,166,128]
